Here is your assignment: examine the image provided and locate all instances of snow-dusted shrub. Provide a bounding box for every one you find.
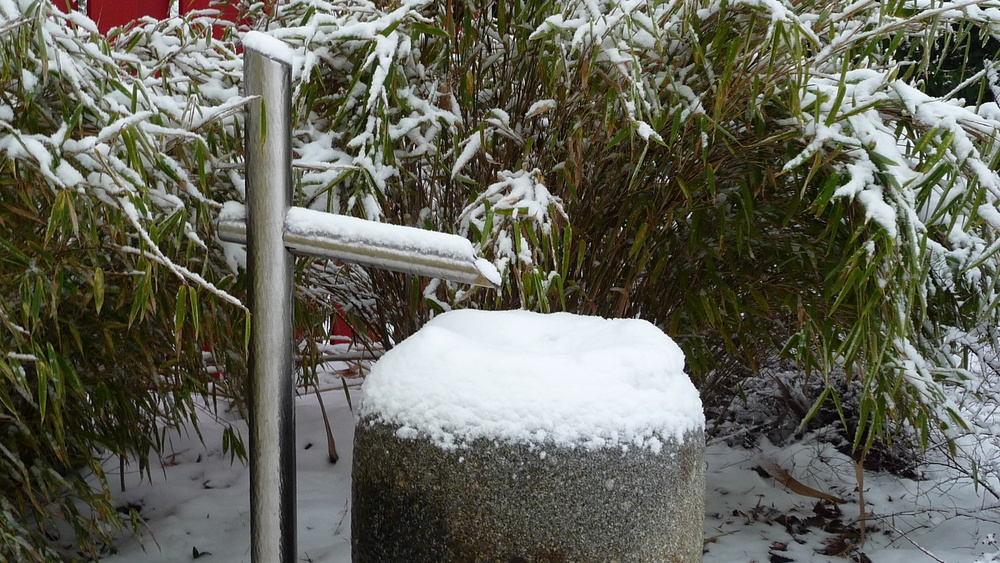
[4,0,1000,555]
[0,2,250,559]
[261,0,1000,465]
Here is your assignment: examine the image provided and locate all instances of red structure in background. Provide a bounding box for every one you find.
[51,0,241,35]
[329,310,355,344]
[53,0,166,34]
[180,0,241,21]
[49,0,358,347]
[183,0,242,39]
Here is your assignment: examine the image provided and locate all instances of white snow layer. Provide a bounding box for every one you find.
[360,309,703,451]
[285,206,472,258]
[242,31,294,64]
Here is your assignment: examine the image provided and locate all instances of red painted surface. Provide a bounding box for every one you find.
[51,0,76,12]
[181,0,240,19]
[52,0,245,35]
[330,306,355,344]
[181,0,242,39]
[87,0,170,34]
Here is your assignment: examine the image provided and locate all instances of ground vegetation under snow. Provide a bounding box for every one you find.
[92,359,1000,563]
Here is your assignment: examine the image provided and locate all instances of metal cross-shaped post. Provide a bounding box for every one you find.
[222,32,497,562]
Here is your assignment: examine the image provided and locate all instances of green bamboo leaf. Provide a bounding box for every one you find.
[188,286,200,340]
[629,222,648,259]
[607,127,631,149]
[560,225,572,280]
[341,376,354,412]
[37,358,47,423]
[174,285,189,332]
[30,276,43,320]
[129,273,152,327]
[523,222,540,249]
[0,383,18,417]
[825,58,850,127]
[0,236,29,265]
[412,22,448,38]
[93,268,105,314]
[868,150,899,167]
[44,344,64,402]
[244,312,252,353]
[57,348,82,394]
[854,394,873,453]
[481,201,493,247]
[298,4,317,26]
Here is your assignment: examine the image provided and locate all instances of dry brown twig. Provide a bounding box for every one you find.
[758,457,848,504]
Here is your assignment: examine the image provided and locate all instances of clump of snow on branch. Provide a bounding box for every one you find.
[267,0,439,218]
[460,170,566,276]
[261,0,572,302]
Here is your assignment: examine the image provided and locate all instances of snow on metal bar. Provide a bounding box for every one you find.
[218,203,500,288]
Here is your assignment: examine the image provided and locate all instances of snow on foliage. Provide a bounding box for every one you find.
[248,0,1000,456]
[0,0,247,306]
[0,0,994,476]
[0,1,256,558]
[6,0,1000,555]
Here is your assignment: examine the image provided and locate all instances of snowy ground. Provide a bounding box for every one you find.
[98,362,1000,563]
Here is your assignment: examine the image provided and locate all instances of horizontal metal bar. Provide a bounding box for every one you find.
[314,351,383,362]
[202,349,382,366]
[218,204,499,288]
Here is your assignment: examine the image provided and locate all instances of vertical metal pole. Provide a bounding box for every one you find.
[245,46,296,562]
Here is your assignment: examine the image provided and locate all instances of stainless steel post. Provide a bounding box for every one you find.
[244,41,295,563]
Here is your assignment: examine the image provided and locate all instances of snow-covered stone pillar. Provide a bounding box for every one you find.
[353,310,706,562]
[243,32,296,563]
